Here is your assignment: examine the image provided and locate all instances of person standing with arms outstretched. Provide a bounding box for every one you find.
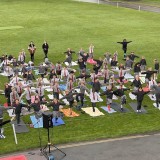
[117,39,132,58]
[28,41,36,62]
[42,41,49,58]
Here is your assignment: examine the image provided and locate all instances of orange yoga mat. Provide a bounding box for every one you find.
[61,109,79,117]
[0,155,27,160]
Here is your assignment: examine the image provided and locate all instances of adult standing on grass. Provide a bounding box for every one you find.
[13,99,28,125]
[28,41,36,62]
[42,40,49,58]
[117,39,132,58]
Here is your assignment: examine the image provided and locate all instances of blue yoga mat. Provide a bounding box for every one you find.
[30,115,43,128]
[59,84,67,91]
[30,116,65,128]
[101,106,116,114]
[101,86,107,91]
[52,118,65,126]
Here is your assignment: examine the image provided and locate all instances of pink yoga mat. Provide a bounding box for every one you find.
[87,59,97,64]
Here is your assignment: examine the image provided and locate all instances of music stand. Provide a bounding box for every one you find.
[41,112,66,160]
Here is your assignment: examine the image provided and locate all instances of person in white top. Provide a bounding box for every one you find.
[149,77,157,90]
[9,74,23,86]
[89,88,101,112]
[61,67,69,81]
[89,44,94,59]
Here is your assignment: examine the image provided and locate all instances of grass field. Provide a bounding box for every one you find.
[1,0,160,155]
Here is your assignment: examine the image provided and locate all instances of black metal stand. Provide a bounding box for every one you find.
[41,127,66,160]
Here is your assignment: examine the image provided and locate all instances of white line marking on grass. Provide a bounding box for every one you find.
[0,26,24,31]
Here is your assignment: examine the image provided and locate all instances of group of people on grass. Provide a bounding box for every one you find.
[0,39,160,139]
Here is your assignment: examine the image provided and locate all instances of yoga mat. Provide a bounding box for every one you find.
[52,118,65,126]
[30,115,43,128]
[101,106,116,114]
[101,86,107,91]
[87,59,97,64]
[59,94,69,105]
[59,84,67,91]
[7,109,15,117]
[0,155,27,160]
[129,92,137,100]
[48,94,54,100]
[139,77,145,84]
[111,102,130,113]
[114,74,119,78]
[65,61,78,66]
[143,87,150,92]
[82,107,104,117]
[124,73,134,79]
[43,78,50,84]
[148,94,156,101]
[113,94,118,100]
[0,72,8,76]
[11,120,29,133]
[115,85,126,89]
[4,103,8,107]
[61,109,79,117]
[45,88,53,92]
[129,102,147,113]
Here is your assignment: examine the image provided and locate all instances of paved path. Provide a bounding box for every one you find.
[1,133,160,160]
[77,0,160,13]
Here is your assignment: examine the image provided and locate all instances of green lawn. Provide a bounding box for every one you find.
[1,0,160,155]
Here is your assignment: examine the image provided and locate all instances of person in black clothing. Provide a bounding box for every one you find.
[117,39,132,58]
[64,48,75,60]
[128,52,139,62]
[30,98,42,119]
[78,58,86,73]
[130,75,142,91]
[92,78,101,93]
[140,56,147,71]
[28,41,36,62]
[110,57,118,68]
[60,90,78,115]
[141,67,157,83]
[27,70,36,84]
[93,57,103,69]
[100,85,114,111]
[49,70,57,81]
[14,99,28,125]
[80,52,89,63]
[132,87,150,112]
[134,62,141,76]
[93,63,101,75]
[4,83,12,106]
[76,71,91,80]
[47,98,65,123]
[42,41,49,58]
[113,85,130,111]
